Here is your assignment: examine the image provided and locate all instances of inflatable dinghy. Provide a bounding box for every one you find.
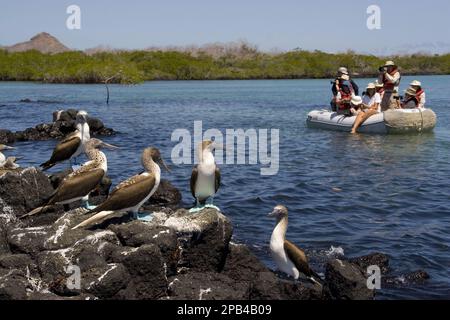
[306,108,436,134]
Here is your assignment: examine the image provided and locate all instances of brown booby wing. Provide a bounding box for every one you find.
[41,133,81,170]
[284,240,313,277]
[190,165,198,199]
[215,167,221,193]
[49,168,105,204]
[89,174,156,214]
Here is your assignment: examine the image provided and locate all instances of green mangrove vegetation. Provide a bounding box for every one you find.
[0,47,449,84]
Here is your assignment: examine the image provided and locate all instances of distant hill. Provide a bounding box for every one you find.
[6,32,70,54]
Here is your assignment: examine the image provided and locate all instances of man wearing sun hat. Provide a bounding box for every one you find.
[378,60,401,111]
[409,80,426,108]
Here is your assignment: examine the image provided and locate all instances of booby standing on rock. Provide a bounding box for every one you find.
[23,138,118,218]
[73,147,170,229]
[40,110,90,170]
[268,205,321,283]
[189,140,221,213]
[0,144,15,167]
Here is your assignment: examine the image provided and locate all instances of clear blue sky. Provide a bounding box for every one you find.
[1,0,449,54]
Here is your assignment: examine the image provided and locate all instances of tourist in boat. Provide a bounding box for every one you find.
[409,80,426,108]
[351,83,381,134]
[333,73,357,112]
[378,60,401,111]
[331,68,359,111]
[402,87,420,109]
[337,94,362,116]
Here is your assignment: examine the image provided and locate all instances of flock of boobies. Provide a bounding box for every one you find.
[2,110,321,283]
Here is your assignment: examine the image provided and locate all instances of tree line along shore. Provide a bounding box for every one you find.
[0,48,449,84]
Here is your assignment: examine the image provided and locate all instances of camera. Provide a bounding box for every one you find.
[379,67,386,72]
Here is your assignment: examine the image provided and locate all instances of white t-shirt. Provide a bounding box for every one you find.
[362,93,381,112]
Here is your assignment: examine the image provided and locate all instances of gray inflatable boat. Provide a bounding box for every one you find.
[306,108,436,134]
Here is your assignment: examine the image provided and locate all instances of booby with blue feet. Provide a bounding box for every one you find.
[40,110,90,170]
[23,138,118,217]
[189,140,221,213]
[269,205,321,283]
[72,147,170,229]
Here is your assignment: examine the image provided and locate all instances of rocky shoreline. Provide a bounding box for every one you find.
[0,109,115,145]
[0,167,429,300]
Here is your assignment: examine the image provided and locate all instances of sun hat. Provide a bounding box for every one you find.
[366,83,376,90]
[338,67,348,74]
[405,87,417,96]
[384,60,396,67]
[410,80,422,87]
[375,80,384,88]
[351,96,363,106]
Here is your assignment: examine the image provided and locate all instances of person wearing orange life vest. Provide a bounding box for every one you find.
[334,74,356,115]
[409,80,426,108]
[378,60,401,111]
[402,87,421,109]
[330,67,359,111]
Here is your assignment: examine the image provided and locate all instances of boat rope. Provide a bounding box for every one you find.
[419,108,424,132]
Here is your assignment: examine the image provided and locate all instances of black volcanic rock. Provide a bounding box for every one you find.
[0,167,54,219]
[349,252,390,274]
[0,129,15,145]
[325,259,374,300]
[14,109,116,142]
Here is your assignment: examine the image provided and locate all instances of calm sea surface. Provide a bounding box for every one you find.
[1,76,449,299]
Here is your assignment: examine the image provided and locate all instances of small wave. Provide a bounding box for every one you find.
[325,245,345,257]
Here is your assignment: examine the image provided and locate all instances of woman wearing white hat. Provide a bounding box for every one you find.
[347,95,363,116]
[351,83,382,134]
[409,80,426,108]
[378,60,401,111]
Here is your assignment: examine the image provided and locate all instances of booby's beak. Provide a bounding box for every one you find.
[100,142,120,150]
[159,158,171,173]
[268,210,277,218]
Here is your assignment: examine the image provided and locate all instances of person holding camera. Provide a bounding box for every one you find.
[378,60,401,111]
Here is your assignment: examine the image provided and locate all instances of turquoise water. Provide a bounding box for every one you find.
[1,76,449,299]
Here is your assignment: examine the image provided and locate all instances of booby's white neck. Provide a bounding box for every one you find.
[199,149,215,165]
[0,152,5,164]
[270,216,288,247]
[76,121,90,142]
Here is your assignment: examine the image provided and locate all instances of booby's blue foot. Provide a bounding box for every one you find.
[82,201,96,210]
[204,204,221,211]
[136,212,154,222]
[189,205,206,213]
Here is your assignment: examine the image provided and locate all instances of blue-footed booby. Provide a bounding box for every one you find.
[268,205,321,283]
[23,138,118,218]
[40,110,90,170]
[0,144,15,167]
[189,140,221,213]
[72,147,170,229]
